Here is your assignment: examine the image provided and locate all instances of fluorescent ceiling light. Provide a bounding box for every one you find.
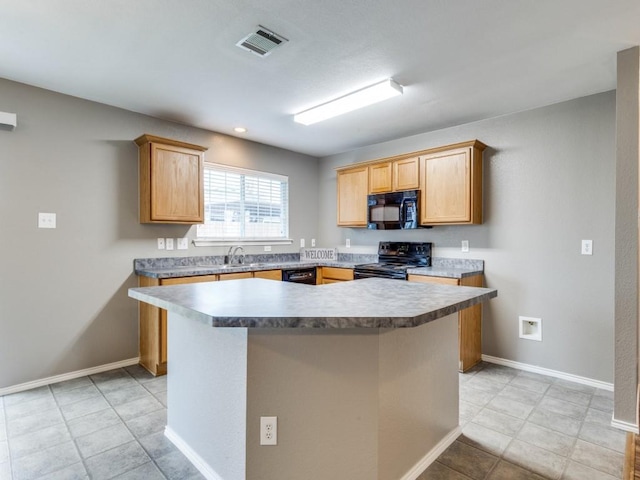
[294,78,403,126]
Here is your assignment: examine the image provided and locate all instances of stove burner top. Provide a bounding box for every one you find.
[353,241,432,280]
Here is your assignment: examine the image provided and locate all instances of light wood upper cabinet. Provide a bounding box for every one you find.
[336,140,485,227]
[368,157,420,194]
[369,162,393,193]
[393,156,420,191]
[420,141,485,225]
[337,166,368,227]
[135,134,208,224]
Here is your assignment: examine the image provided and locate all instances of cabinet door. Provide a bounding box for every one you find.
[151,143,204,223]
[253,269,282,281]
[421,148,472,224]
[408,273,484,372]
[369,162,393,194]
[158,275,217,365]
[459,275,484,371]
[393,157,420,191]
[337,167,368,227]
[321,267,354,281]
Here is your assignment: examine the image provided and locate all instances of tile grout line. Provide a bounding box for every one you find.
[464,365,574,480]
[25,383,91,480]
[462,364,622,480]
[85,368,170,480]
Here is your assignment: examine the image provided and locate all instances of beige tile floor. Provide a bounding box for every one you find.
[0,362,624,479]
[419,362,623,480]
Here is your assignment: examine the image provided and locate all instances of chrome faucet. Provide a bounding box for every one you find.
[225,246,245,265]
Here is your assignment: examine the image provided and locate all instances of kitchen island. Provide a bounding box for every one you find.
[129,278,497,480]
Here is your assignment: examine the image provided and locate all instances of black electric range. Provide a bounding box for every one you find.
[354,241,432,280]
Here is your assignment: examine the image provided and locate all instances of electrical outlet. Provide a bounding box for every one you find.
[300,238,305,248]
[38,212,56,229]
[264,245,272,252]
[311,238,316,247]
[157,238,165,250]
[260,416,277,445]
[166,238,174,250]
[581,239,593,255]
[461,240,469,252]
[346,238,351,248]
[177,238,188,250]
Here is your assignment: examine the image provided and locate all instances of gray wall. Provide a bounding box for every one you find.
[0,78,318,388]
[319,92,617,384]
[614,47,639,426]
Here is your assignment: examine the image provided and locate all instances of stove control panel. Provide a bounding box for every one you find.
[377,241,432,266]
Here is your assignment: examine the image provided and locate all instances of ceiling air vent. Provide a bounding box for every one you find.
[236,26,288,57]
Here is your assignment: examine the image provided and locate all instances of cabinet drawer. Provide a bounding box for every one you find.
[161,275,218,286]
[218,272,253,281]
[322,267,354,281]
[407,275,459,285]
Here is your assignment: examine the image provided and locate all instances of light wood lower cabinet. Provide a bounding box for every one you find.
[408,274,484,372]
[254,269,283,280]
[317,267,354,284]
[138,269,282,376]
[218,272,253,281]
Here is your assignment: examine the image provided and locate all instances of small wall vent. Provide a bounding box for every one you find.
[236,26,288,57]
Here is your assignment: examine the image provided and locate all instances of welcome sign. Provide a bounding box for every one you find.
[300,248,337,262]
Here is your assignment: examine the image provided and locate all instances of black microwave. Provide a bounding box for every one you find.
[367,190,419,229]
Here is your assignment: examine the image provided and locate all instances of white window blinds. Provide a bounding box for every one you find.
[196,163,289,240]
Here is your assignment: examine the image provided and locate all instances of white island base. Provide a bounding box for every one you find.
[165,311,459,480]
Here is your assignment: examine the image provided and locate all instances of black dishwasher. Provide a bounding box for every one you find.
[282,267,317,284]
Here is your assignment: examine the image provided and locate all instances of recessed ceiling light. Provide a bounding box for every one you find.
[234,127,248,133]
[293,78,403,126]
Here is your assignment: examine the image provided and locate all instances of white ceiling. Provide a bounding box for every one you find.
[1,0,639,157]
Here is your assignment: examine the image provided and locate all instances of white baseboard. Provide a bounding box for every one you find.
[165,426,225,480]
[481,354,614,391]
[0,357,140,396]
[166,422,461,480]
[400,426,462,480]
[481,356,640,432]
[611,417,639,434]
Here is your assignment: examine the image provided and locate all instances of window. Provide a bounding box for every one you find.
[196,163,290,243]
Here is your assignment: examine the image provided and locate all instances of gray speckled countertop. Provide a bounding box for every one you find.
[134,255,483,279]
[135,261,355,279]
[128,277,497,328]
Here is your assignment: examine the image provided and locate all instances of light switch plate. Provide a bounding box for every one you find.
[38,212,56,229]
[166,238,174,250]
[157,238,165,250]
[177,238,188,250]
